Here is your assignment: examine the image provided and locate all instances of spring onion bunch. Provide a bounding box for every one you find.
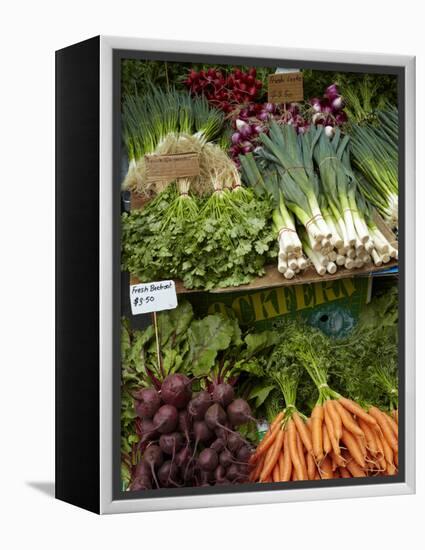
[350,105,398,228]
[240,124,397,278]
[122,88,225,195]
[240,153,305,280]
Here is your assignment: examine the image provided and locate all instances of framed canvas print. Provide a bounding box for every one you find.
[55,36,415,514]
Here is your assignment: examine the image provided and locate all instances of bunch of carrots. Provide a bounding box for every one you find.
[249,328,398,482]
[250,398,398,482]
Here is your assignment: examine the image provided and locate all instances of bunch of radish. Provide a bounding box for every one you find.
[185,67,262,113]
[130,374,256,490]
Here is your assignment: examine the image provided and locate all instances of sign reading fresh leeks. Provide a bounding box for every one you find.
[268,72,304,103]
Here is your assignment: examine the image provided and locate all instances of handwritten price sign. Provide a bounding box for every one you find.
[268,72,304,103]
[130,280,178,315]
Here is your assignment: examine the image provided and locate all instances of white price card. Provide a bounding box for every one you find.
[130,280,178,315]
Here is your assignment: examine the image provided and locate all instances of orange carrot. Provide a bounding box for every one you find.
[254,422,280,459]
[293,411,313,454]
[271,411,285,430]
[339,466,351,478]
[311,404,324,461]
[325,400,342,440]
[322,423,331,455]
[341,428,366,468]
[253,411,284,459]
[331,450,346,468]
[355,431,367,458]
[333,400,364,437]
[338,397,377,426]
[386,462,397,476]
[369,407,398,452]
[296,431,308,480]
[272,462,280,482]
[324,404,341,457]
[281,432,292,482]
[376,427,395,469]
[288,418,305,480]
[393,448,399,468]
[386,413,398,438]
[320,456,333,479]
[278,452,285,481]
[260,429,284,481]
[306,450,317,480]
[358,418,379,456]
[345,459,366,477]
[250,452,265,481]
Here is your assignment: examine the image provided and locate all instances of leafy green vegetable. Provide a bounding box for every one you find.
[186,315,236,377]
[330,287,398,409]
[122,186,276,290]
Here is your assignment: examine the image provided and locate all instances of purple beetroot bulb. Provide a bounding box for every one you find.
[212,383,235,408]
[153,404,179,434]
[160,373,192,409]
[134,387,161,419]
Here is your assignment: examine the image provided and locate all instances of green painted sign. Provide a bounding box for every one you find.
[190,277,371,338]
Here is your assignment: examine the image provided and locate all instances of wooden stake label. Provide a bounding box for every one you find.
[145,152,200,184]
[268,72,304,103]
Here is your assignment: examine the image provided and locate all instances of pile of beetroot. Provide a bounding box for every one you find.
[130,373,256,490]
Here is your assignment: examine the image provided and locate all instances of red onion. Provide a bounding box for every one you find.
[310,97,321,112]
[324,125,335,137]
[324,83,340,100]
[331,96,344,111]
[231,132,241,144]
[335,112,348,124]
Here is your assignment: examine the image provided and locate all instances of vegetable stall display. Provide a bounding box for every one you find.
[119,61,400,492]
[122,288,399,489]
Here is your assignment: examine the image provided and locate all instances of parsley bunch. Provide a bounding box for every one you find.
[121,184,276,290]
